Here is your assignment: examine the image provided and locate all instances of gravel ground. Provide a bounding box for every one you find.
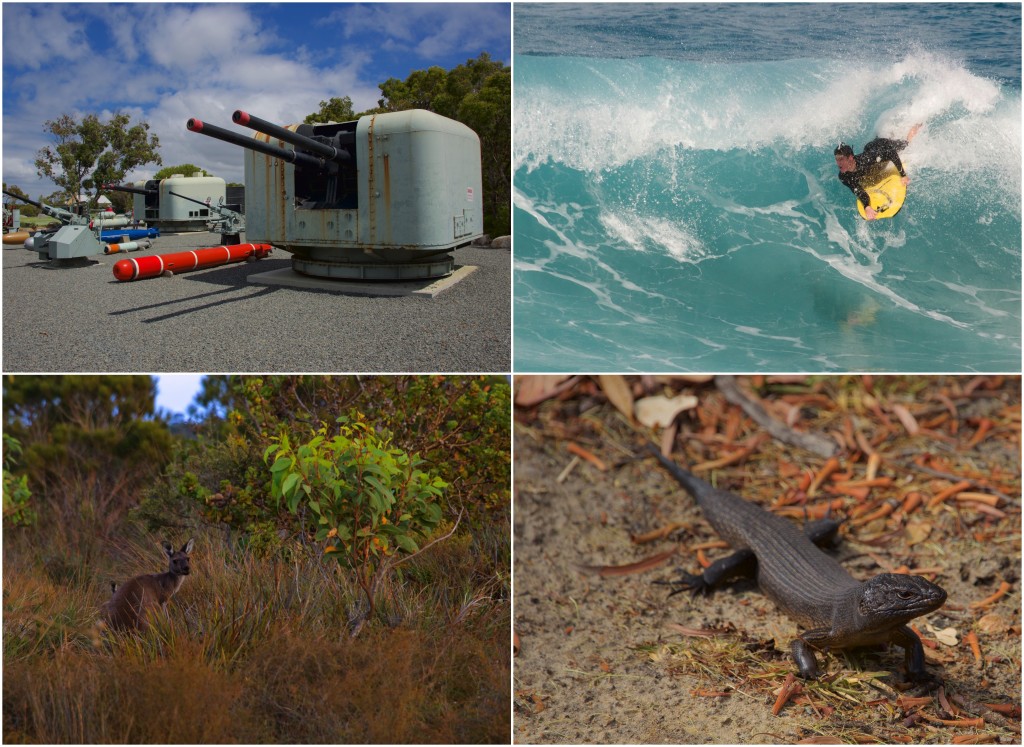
[3,232,510,372]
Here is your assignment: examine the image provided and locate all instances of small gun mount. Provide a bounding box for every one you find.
[1,191,105,262]
[168,190,245,244]
[2,190,87,226]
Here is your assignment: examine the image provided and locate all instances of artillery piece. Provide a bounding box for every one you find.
[3,190,87,226]
[104,176,227,232]
[104,182,157,199]
[2,190,105,260]
[187,108,483,280]
[167,190,244,245]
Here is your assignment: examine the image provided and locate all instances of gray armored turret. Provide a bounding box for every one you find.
[187,108,484,280]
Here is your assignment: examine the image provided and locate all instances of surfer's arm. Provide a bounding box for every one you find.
[889,152,907,178]
[840,172,871,207]
[879,139,909,177]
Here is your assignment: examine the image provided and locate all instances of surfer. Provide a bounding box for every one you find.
[834,124,922,220]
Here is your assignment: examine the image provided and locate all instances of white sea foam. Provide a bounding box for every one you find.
[515,51,1021,193]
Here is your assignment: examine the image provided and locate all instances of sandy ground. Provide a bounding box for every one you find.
[513,381,1021,744]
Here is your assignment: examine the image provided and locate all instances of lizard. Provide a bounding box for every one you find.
[649,445,947,681]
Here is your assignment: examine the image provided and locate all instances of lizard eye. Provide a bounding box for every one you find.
[896,590,914,600]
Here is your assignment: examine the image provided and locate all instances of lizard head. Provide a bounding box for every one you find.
[858,573,947,622]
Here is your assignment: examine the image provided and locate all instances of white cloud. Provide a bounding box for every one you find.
[326,3,509,59]
[139,4,275,73]
[415,9,510,58]
[2,4,93,71]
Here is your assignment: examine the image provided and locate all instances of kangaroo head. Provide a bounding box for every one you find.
[162,538,195,576]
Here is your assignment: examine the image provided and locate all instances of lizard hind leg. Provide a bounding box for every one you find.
[656,547,759,598]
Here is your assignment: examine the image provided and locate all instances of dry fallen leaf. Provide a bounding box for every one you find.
[515,375,573,407]
[904,520,933,546]
[654,375,715,385]
[598,374,635,423]
[976,613,1010,635]
[892,403,920,435]
[923,623,960,647]
[635,393,699,428]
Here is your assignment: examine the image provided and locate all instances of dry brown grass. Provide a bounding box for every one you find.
[3,525,510,744]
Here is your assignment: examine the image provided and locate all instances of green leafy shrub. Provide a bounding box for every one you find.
[3,435,35,528]
[265,416,451,626]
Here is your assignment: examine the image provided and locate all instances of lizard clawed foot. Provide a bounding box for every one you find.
[653,573,710,598]
[903,668,944,691]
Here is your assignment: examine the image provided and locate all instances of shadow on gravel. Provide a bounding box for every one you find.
[110,285,278,322]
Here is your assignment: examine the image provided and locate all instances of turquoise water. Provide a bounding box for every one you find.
[514,3,1022,372]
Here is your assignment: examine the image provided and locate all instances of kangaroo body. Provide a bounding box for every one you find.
[101,539,194,632]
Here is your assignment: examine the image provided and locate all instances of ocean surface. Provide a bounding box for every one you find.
[513,3,1022,372]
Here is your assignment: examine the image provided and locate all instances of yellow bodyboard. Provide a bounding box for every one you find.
[857,163,907,220]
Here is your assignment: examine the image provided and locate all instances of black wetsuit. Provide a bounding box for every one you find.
[838,137,909,208]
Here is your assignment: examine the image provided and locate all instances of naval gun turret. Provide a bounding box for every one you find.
[187,108,483,280]
[105,176,227,232]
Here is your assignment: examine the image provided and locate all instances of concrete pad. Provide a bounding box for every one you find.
[247,264,478,298]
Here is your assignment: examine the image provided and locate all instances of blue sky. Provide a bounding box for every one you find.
[2,2,511,197]
[154,374,204,415]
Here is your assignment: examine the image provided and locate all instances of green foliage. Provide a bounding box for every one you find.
[2,375,172,540]
[34,112,161,207]
[265,415,449,619]
[153,164,207,180]
[377,66,451,112]
[173,375,508,625]
[196,375,510,525]
[134,423,281,554]
[304,96,356,124]
[3,435,35,528]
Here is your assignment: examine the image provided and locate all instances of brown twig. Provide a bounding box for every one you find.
[714,376,839,458]
[573,546,679,577]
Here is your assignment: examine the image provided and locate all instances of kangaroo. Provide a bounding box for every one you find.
[101,539,194,633]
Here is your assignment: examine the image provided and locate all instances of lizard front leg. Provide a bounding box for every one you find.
[791,627,838,679]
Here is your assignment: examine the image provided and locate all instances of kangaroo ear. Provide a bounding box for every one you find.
[183,538,195,555]
[161,540,174,556]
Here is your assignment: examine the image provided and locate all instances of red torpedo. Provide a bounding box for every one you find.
[113,243,273,282]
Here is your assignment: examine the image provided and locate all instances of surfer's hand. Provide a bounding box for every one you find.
[901,176,910,186]
[865,207,877,220]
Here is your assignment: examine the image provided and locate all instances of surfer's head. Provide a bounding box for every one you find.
[834,143,855,172]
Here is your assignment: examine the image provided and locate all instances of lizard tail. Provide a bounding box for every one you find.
[646,443,718,505]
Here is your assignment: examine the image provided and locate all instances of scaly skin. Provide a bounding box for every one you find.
[650,447,947,680]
